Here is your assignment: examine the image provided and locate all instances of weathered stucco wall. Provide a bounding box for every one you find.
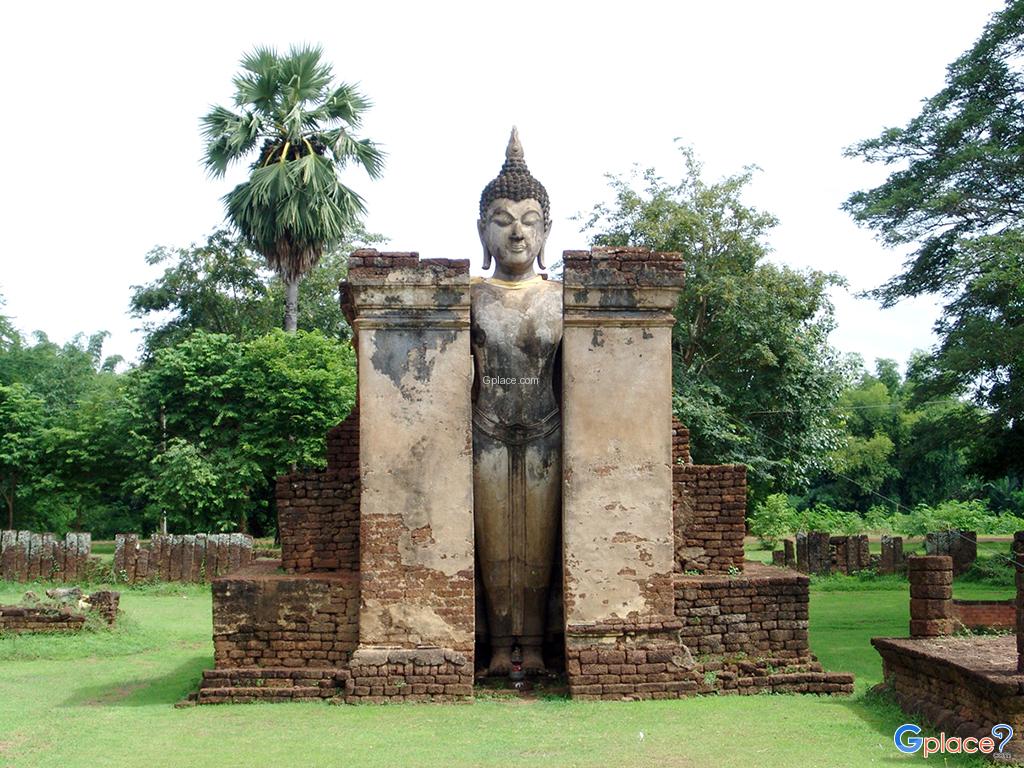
[561,247,685,626]
[348,251,475,653]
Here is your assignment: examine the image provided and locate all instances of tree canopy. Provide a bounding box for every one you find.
[582,147,847,500]
[844,0,1024,474]
[130,226,383,356]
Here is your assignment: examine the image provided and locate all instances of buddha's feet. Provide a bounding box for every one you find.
[487,646,513,677]
[522,646,546,675]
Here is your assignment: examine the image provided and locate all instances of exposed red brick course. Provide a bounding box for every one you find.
[673,464,746,574]
[873,635,1024,762]
[279,407,360,573]
[211,561,358,670]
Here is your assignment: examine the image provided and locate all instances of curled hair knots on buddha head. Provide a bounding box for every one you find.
[479,127,550,225]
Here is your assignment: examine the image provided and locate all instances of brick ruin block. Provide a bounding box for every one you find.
[562,248,685,688]
[784,538,796,567]
[564,565,854,701]
[115,533,254,584]
[673,464,747,575]
[872,635,1024,763]
[210,562,358,670]
[830,534,870,574]
[675,565,811,658]
[907,555,954,637]
[87,591,120,626]
[1015,532,1024,673]
[348,253,476,692]
[879,534,905,575]
[925,530,977,576]
[795,531,831,575]
[0,530,90,583]
[278,408,360,574]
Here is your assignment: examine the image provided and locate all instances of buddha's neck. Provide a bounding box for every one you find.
[491,266,538,283]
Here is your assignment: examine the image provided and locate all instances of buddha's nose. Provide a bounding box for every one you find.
[511,221,524,237]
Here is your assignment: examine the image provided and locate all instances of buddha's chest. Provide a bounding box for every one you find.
[470,283,562,371]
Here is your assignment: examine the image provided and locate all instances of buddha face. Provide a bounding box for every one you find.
[478,198,551,277]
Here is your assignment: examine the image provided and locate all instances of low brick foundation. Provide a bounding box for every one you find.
[562,564,854,700]
[0,605,85,633]
[953,599,1015,631]
[873,635,1024,761]
[675,563,811,657]
[346,647,474,703]
[211,561,359,669]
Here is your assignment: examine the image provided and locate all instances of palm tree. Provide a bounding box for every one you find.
[201,45,384,331]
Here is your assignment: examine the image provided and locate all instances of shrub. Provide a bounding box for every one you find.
[749,494,798,548]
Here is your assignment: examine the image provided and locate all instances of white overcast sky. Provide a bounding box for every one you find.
[0,0,1006,368]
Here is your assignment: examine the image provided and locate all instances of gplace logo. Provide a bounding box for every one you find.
[894,723,1014,758]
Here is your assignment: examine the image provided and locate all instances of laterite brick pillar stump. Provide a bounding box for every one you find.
[1014,531,1024,673]
[561,247,688,700]
[345,251,476,702]
[908,555,954,637]
[880,535,904,575]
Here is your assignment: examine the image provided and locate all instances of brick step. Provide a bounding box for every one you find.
[196,685,332,704]
[201,667,345,687]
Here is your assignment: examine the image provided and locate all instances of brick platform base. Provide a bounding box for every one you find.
[195,668,348,704]
[0,605,85,633]
[873,635,1024,761]
[562,564,854,700]
[346,647,474,703]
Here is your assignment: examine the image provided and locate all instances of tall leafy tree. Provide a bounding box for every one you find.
[201,45,384,331]
[128,330,356,533]
[582,147,847,499]
[130,225,383,356]
[0,383,44,528]
[844,0,1024,475]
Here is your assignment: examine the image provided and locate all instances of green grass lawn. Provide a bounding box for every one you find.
[0,576,1012,767]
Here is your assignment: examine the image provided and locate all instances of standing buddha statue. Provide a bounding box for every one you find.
[472,128,562,676]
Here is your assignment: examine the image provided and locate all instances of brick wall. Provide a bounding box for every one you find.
[0,605,86,633]
[672,418,691,465]
[953,599,1015,630]
[873,635,1024,761]
[830,535,871,574]
[211,562,358,669]
[278,407,360,573]
[674,563,811,657]
[0,531,91,583]
[673,464,746,574]
[346,647,474,703]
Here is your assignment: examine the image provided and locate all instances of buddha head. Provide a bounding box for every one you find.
[478,128,552,277]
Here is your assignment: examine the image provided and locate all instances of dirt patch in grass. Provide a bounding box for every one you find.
[81,681,148,706]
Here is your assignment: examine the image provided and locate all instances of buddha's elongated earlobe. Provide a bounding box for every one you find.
[478,218,492,272]
[536,219,552,270]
